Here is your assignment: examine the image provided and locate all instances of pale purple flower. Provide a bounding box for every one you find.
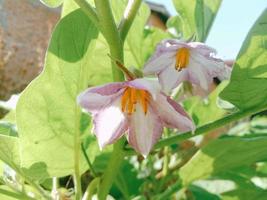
[144,39,231,93]
[77,78,195,156]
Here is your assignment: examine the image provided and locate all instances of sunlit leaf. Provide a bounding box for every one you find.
[16,9,99,177]
[179,136,267,185]
[220,9,267,109]
[170,0,222,41]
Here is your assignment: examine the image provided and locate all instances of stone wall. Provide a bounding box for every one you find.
[0,0,59,100]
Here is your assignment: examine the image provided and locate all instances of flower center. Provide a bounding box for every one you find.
[121,87,150,115]
[175,47,190,71]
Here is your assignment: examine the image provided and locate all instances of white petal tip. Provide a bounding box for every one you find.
[142,154,148,159]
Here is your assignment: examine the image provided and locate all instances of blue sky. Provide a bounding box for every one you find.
[150,0,267,59]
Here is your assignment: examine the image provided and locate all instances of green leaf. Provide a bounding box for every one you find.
[183,82,227,126]
[221,185,267,200]
[16,9,99,177]
[21,162,50,182]
[220,9,267,109]
[171,0,222,41]
[112,161,144,199]
[179,136,267,186]
[39,0,63,8]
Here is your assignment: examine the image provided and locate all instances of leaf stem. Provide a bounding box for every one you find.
[74,0,99,27]
[81,143,97,177]
[154,180,182,200]
[162,129,170,177]
[94,0,124,81]
[118,0,142,42]
[155,103,267,149]
[0,188,35,200]
[82,177,100,200]
[123,103,267,155]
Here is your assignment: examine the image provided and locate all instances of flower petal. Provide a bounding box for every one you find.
[85,82,126,95]
[160,39,187,48]
[217,64,232,81]
[93,97,128,149]
[127,78,160,100]
[128,104,163,157]
[187,56,211,91]
[158,64,187,93]
[143,39,189,75]
[77,82,125,112]
[143,51,175,75]
[187,42,217,56]
[154,94,195,132]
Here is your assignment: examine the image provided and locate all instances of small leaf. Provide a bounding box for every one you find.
[183,82,227,126]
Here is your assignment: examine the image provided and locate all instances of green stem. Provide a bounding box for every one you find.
[81,143,97,177]
[118,0,142,42]
[0,188,35,200]
[82,177,100,200]
[162,129,170,177]
[97,139,126,200]
[155,103,267,149]
[74,0,99,27]
[93,1,134,199]
[123,103,267,155]
[74,109,82,200]
[155,180,182,200]
[94,0,124,81]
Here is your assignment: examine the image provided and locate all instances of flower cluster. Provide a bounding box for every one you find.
[78,39,230,156]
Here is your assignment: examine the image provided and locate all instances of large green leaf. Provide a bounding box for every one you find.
[170,0,222,41]
[179,136,267,186]
[16,9,99,177]
[39,0,63,8]
[220,9,267,109]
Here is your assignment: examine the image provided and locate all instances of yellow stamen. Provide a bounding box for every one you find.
[175,47,190,71]
[131,88,137,104]
[121,87,150,115]
[140,90,149,114]
[121,88,130,112]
